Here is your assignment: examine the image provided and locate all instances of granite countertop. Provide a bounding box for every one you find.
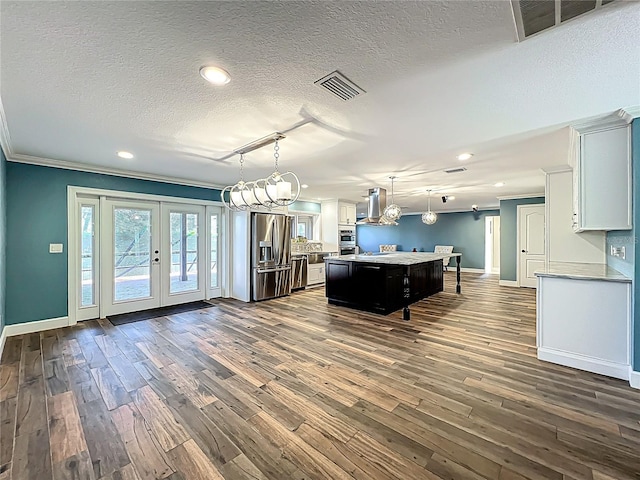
[534,262,631,283]
[327,252,461,266]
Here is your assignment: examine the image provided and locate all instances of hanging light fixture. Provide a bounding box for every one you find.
[221,154,252,211]
[262,138,301,207]
[221,134,302,211]
[421,189,438,225]
[383,175,402,221]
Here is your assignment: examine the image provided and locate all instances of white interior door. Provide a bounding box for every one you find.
[102,199,161,316]
[161,204,205,306]
[518,204,546,288]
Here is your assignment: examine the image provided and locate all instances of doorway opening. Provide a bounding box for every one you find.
[69,187,225,324]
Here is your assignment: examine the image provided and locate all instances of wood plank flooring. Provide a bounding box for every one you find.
[1,272,640,480]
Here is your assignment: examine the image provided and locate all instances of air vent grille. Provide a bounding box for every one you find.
[314,71,366,101]
[512,0,614,40]
[444,167,467,174]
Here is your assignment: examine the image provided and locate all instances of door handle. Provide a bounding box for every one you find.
[521,250,527,253]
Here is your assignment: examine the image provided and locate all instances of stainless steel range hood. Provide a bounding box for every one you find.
[356,187,398,226]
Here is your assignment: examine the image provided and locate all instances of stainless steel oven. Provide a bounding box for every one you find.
[340,246,359,255]
[338,227,356,246]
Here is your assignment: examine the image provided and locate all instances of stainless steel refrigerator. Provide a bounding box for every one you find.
[251,213,292,301]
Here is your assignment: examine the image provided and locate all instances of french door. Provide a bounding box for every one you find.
[74,193,222,320]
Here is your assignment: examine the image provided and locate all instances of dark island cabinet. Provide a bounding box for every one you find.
[325,258,443,315]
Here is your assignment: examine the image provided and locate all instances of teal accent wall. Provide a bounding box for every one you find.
[6,162,222,325]
[499,197,545,281]
[356,210,500,269]
[0,149,6,335]
[631,118,639,371]
[289,200,321,214]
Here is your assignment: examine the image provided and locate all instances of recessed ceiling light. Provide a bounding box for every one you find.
[117,151,134,159]
[494,182,505,187]
[301,184,309,189]
[199,66,231,85]
[457,153,473,161]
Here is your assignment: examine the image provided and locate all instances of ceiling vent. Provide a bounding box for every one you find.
[314,71,366,101]
[512,0,615,40]
[444,167,467,174]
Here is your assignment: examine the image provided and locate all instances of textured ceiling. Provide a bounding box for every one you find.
[1,0,639,212]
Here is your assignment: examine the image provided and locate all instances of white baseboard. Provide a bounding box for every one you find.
[3,316,70,338]
[538,347,630,381]
[499,280,519,287]
[630,369,640,389]
[459,268,486,273]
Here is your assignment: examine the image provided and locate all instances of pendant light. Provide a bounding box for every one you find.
[221,154,251,211]
[383,176,402,221]
[262,138,301,207]
[221,134,302,211]
[421,189,438,225]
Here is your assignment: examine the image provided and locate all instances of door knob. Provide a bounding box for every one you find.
[521,250,526,253]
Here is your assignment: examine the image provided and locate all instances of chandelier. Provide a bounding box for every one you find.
[221,134,301,211]
[421,189,438,225]
[383,176,402,221]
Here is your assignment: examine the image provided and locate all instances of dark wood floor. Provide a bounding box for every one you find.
[1,273,640,480]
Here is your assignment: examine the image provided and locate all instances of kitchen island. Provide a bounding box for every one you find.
[325,252,462,316]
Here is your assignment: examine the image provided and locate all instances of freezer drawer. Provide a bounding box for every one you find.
[252,267,292,301]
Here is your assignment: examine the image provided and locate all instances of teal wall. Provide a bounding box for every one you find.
[289,200,321,213]
[0,149,6,334]
[499,197,546,281]
[5,162,222,325]
[631,118,639,371]
[356,209,500,269]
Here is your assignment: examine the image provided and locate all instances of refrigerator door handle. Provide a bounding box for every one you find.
[257,266,291,274]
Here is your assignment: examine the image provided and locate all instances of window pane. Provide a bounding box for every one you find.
[170,212,199,294]
[211,214,218,288]
[114,208,152,301]
[81,205,95,306]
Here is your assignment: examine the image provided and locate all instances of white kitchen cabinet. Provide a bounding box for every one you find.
[571,124,631,232]
[307,263,325,286]
[537,267,631,381]
[339,203,357,225]
[321,199,358,249]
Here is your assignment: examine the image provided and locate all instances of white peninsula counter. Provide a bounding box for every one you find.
[535,262,632,380]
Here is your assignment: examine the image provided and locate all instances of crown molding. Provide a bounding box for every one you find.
[571,107,636,134]
[8,153,225,190]
[496,192,545,200]
[0,96,14,159]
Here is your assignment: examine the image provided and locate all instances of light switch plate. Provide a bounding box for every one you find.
[49,243,64,253]
[610,245,625,259]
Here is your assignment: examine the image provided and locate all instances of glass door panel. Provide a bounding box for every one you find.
[114,208,153,301]
[76,199,100,321]
[103,200,160,316]
[161,204,205,306]
[207,206,222,298]
[169,212,199,294]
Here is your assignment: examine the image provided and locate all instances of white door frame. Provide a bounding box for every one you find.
[67,186,228,326]
[517,204,546,288]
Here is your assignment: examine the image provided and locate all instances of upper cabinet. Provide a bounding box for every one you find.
[339,203,357,225]
[571,122,632,232]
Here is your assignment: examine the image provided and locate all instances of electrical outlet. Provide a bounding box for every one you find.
[49,243,64,253]
[610,245,625,259]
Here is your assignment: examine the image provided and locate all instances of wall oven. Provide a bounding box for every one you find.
[338,227,356,246]
[340,246,359,255]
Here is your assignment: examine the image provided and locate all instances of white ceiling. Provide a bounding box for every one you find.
[1,1,639,213]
